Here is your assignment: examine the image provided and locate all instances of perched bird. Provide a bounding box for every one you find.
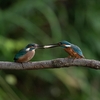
[14,43,42,63]
[58,41,84,58]
[39,41,84,58]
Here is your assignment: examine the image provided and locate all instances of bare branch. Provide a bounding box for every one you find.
[0,58,100,70]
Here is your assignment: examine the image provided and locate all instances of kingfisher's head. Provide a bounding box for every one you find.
[25,43,43,51]
[58,41,71,48]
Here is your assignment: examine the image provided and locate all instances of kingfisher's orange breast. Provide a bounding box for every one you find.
[64,48,83,58]
[17,51,35,62]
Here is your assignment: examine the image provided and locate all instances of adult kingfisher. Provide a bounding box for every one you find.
[14,43,43,63]
[42,41,84,58]
[58,41,84,58]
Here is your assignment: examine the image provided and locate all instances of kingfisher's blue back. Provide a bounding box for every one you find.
[71,44,84,57]
[14,49,28,61]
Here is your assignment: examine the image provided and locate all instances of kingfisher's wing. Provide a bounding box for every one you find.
[14,49,27,61]
[71,44,84,57]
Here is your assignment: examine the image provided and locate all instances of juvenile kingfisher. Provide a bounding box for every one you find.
[58,41,84,58]
[14,43,42,63]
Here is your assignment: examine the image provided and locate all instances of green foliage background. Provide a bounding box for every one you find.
[0,0,100,100]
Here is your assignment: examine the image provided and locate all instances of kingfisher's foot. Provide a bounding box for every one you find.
[68,55,72,58]
[21,63,24,68]
[66,56,75,63]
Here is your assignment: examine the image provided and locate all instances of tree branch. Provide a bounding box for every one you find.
[0,58,100,70]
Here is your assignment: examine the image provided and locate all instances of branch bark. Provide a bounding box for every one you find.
[0,58,100,70]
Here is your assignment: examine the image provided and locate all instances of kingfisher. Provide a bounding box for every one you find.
[58,41,84,58]
[42,41,84,58]
[14,43,43,63]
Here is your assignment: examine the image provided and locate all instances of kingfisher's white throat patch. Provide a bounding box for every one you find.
[32,49,35,52]
[26,48,30,51]
[65,45,71,47]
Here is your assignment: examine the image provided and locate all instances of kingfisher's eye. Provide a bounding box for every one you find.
[61,44,65,46]
[30,45,34,48]
[32,45,35,46]
[58,42,62,45]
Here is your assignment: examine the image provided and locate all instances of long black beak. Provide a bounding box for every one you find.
[34,43,60,49]
[34,44,44,49]
[57,42,62,46]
